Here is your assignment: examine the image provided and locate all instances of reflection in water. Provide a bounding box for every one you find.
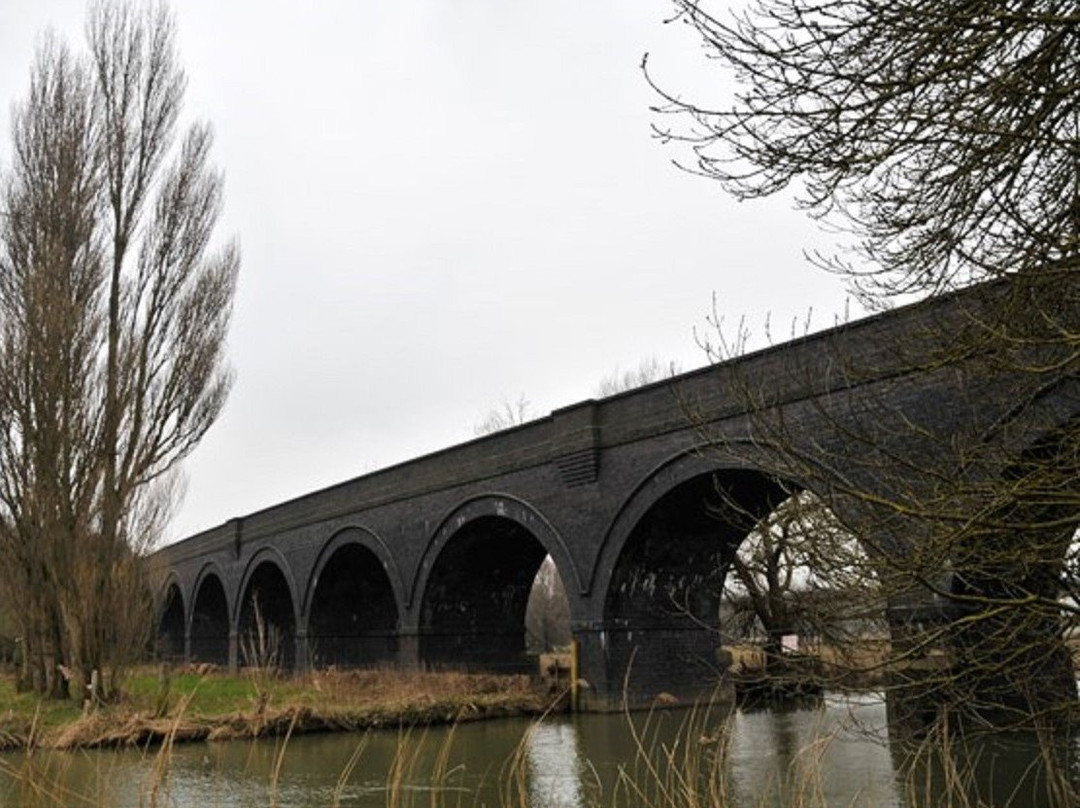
[0,694,1076,807]
[890,727,1080,808]
[527,723,586,808]
[726,693,900,808]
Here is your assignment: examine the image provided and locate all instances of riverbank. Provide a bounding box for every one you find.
[0,667,563,751]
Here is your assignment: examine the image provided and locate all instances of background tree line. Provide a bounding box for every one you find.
[0,1,236,700]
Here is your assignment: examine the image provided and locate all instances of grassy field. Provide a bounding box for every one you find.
[0,665,561,750]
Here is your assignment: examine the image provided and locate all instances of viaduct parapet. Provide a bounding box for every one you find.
[151,279,1078,711]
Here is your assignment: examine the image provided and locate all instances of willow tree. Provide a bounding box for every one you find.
[651,1,1079,727]
[0,1,237,698]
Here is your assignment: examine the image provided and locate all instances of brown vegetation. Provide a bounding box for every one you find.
[0,667,558,751]
[0,1,237,701]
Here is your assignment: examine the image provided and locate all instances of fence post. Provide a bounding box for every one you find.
[569,638,580,712]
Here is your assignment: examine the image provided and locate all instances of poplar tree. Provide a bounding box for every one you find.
[0,1,237,698]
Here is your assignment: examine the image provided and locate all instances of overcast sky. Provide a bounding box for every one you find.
[1,1,861,543]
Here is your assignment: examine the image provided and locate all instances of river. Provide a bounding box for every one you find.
[1,692,1076,807]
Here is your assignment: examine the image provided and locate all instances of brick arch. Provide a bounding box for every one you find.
[235,547,300,630]
[943,411,1080,721]
[302,525,405,621]
[235,547,300,669]
[189,562,230,632]
[979,374,1080,460]
[588,446,805,601]
[585,448,811,703]
[303,525,402,668]
[410,494,581,608]
[155,570,183,615]
[189,562,230,665]
[156,573,185,661]
[412,494,577,673]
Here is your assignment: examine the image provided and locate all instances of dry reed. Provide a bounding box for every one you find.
[0,685,1077,808]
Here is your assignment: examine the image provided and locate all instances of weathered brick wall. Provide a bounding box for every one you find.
[149,280,1079,706]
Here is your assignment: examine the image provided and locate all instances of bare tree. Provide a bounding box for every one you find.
[722,489,882,668]
[648,0,1079,301]
[474,393,531,436]
[595,356,682,397]
[0,36,103,697]
[81,1,237,698]
[524,556,571,654]
[685,282,1077,731]
[89,1,236,557]
[0,1,237,699]
[650,0,1079,729]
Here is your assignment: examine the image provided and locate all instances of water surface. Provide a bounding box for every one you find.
[1,693,1074,807]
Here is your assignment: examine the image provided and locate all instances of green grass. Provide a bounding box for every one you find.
[0,678,82,732]
[0,670,269,728]
[0,666,555,749]
[127,670,352,715]
[126,670,263,714]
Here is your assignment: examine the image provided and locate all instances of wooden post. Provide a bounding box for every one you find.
[569,638,580,713]
[85,669,100,714]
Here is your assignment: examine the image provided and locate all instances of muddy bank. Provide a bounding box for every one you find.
[0,668,565,751]
[36,699,555,751]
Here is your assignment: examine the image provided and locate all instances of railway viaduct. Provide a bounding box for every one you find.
[150,279,1078,711]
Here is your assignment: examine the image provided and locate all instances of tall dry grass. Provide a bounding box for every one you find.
[0,688,1077,808]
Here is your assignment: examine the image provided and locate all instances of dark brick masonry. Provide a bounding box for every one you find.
[152,279,1078,712]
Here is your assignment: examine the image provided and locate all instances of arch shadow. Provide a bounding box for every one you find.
[411,494,581,608]
[189,563,230,665]
[302,525,405,620]
[589,448,809,600]
[236,547,301,670]
[156,574,185,661]
[304,525,403,668]
[586,449,809,706]
[412,495,577,673]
